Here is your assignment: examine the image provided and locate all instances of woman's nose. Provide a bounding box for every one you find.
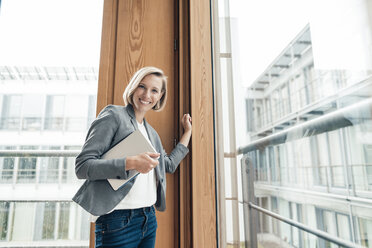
[144,89,151,98]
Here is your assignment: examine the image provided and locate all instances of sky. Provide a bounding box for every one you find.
[0,0,370,84]
[228,0,311,86]
[0,0,104,67]
[228,0,371,87]
[0,0,310,74]
[0,0,307,82]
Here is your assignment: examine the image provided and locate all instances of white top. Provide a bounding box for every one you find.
[90,121,158,222]
[113,120,157,210]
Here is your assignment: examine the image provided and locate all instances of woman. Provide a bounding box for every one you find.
[72,66,192,248]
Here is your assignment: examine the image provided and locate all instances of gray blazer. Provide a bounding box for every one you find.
[72,104,189,216]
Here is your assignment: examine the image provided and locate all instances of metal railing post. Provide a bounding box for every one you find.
[241,155,258,248]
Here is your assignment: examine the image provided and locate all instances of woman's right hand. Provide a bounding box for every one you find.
[126,152,160,173]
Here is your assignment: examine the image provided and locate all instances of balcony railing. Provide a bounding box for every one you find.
[252,73,372,137]
[0,117,91,132]
[0,200,90,247]
[238,98,372,247]
[0,150,81,185]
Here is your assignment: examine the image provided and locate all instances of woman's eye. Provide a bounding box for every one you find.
[152,89,158,93]
[138,85,145,89]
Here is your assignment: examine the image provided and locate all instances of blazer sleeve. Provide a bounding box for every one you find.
[163,143,189,174]
[75,106,130,181]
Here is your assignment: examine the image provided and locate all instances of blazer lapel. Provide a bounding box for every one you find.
[143,120,161,181]
[130,118,138,130]
[125,104,138,130]
[143,120,157,152]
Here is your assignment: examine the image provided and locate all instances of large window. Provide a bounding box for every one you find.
[212,0,372,247]
[17,146,38,183]
[0,95,22,130]
[22,95,44,131]
[0,0,103,247]
[44,95,65,130]
[0,202,10,241]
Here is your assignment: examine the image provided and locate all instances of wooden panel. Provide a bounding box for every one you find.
[96,0,118,113]
[113,0,177,247]
[190,0,217,247]
[179,0,192,247]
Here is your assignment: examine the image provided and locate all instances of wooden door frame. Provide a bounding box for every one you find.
[189,0,217,246]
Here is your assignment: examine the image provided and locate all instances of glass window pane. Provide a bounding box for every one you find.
[259,148,267,181]
[0,146,16,183]
[65,95,89,131]
[63,146,81,183]
[337,213,351,241]
[22,95,44,131]
[42,202,56,240]
[44,95,65,130]
[12,202,35,241]
[58,202,70,239]
[39,146,60,183]
[17,146,38,183]
[357,217,372,247]
[213,0,372,247]
[0,202,10,240]
[0,95,22,130]
[0,0,103,246]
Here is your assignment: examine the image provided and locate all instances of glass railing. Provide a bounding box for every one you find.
[0,117,92,132]
[253,74,372,135]
[0,200,89,247]
[238,98,372,248]
[255,164,372,192]
[0,151,89,247]
[0,150,81,185]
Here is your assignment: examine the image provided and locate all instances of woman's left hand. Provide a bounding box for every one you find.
[181,114,192,133]
[179,114,192,147]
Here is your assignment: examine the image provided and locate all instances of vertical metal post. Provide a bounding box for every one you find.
[241,155,258,248]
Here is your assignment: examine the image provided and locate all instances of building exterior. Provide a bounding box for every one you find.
[244,25,372,247]
[0,66,98,247]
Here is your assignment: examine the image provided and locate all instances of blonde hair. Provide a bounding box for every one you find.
[123,67,168,111]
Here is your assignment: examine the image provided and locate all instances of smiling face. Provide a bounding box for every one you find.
[132,74,164,119]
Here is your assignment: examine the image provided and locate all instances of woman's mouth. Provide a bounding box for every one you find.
[139,99,151,105]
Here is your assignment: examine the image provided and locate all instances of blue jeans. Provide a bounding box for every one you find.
[95,206,157,248]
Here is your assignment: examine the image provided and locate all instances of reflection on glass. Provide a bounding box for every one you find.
[213,0,372,247]
[258,149,267,181]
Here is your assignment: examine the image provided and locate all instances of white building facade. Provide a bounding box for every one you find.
[0,66,98,247]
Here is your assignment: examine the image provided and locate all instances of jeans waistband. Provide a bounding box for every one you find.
[98,206,154,222]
